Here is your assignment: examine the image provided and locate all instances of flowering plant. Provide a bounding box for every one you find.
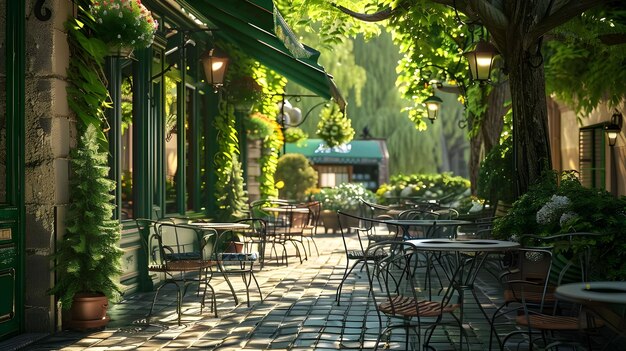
[316,103,354,148]
[90,0,158,50]
[313,183,375,212]
[493,171,626,279]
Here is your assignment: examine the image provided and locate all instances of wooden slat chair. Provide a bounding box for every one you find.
[492,232,604,350]
[363,241,461,350]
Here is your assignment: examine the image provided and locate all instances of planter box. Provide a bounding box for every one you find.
[320,210,359,233]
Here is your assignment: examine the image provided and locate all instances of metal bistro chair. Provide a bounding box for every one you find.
[212,220,265,307]
[300,201,321,257]
[493,232,604,351]
[364,241,460,350]
[147,222,219,324]
[335,211,400,306]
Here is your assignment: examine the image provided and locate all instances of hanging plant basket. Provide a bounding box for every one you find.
[90,0,158,52]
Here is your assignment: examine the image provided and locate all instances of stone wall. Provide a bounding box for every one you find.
[24,0,74,332]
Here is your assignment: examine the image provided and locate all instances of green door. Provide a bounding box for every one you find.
[0,0,25,340]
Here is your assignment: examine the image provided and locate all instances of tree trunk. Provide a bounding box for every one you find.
[507,54,552,196]
[482,81,508,152]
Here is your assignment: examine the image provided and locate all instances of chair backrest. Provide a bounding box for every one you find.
[397,209,439,220]
[503,247,554,310]
[155,223,213,264]
[304,201,321,228]
[289,208,310,232]
[520,232,600,283]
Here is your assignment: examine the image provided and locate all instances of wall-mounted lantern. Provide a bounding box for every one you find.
[605,110,623,147]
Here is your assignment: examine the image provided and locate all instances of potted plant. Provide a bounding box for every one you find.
[316,103,355,147]
[313,183,376,233]
[89,0,158,56]
[49,125,123,330]
[226,76,264,113]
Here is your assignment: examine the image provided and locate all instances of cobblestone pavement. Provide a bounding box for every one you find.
[16,232,613,350]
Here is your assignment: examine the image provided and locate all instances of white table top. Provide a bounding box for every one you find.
[261,207,309,214]
[190,222,250,230]
[555,281,626,305]
[406,238,520,252]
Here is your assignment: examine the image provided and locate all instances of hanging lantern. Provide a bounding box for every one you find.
[201,47,229,92]
[464,40,498,83]
[423,95,443,123]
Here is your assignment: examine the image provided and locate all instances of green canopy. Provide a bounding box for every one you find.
[285,139,384,165]
[190,0,346,110]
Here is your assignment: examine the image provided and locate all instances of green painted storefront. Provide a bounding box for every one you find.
[0,0,341,339]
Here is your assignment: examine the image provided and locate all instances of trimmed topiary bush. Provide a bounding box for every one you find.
[275,153,318,202]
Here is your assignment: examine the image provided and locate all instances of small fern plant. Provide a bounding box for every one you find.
[49,124,123,309]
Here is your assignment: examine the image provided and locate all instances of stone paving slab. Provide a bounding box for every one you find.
[18,232,618,351]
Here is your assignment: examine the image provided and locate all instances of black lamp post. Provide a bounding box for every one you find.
[464,40,498,83]
[202,47,229,92]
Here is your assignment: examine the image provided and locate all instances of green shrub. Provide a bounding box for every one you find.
[376,173,471,207]
[275,153,318,201]
[493,171,626,280]
[477,137,516,205]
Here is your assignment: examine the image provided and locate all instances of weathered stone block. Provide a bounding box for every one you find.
[25,306,53,333]
[25,160,55,204]
[24,205,55,249]
[54,158,69,204]
[25,254,54,308]
[51,116,70,158]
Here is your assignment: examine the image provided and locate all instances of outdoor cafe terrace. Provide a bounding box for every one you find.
[14,219,624,351]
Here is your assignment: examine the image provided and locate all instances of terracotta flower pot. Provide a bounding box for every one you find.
[68,292,110,331]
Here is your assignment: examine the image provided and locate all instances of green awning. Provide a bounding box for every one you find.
[188,0,346,110]
[286,139,384,165]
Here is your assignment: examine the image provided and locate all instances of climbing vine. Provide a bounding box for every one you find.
[65,2,111,147]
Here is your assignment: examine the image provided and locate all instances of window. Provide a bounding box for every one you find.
[120,65,134,219]
[164,75,179,213]
[579,125,606,189]
[318,165,350,187]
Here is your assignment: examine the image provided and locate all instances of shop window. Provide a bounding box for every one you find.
[185,86,195,211]
[318,165,350,187]
[579,126,606,189]
[164,76,179,213]
[120,67,134,219]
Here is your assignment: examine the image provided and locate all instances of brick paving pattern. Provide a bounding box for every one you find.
[16,232,618,350]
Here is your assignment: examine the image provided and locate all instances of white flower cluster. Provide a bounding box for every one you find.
[90,0,158,50]
[536,195,571,225]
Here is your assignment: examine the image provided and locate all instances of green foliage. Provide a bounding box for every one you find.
[376,173,471,206]
[245,112,275,140]
[213,99,248,221]
[316,103,355,147]
[312,183,375,212]
[544,7,626,115]
[493,171,626,280]
[65,6,111,147]
[89,0,158,50]
[274,154,318,201]
[49,125,123,309]
[284,127,308,144]
[226,75,264,111]
[477,134,515,204]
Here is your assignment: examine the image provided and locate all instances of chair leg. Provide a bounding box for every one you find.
[336,260,363,306]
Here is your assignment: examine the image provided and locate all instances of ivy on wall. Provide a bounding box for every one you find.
[65,3,111,146]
